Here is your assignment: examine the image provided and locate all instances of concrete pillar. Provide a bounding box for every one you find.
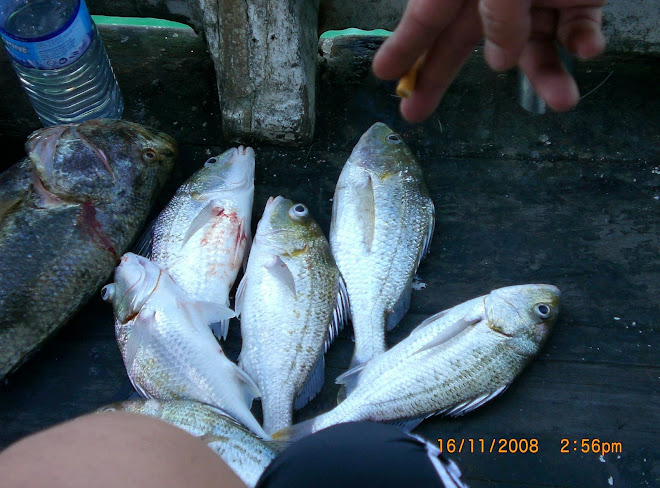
[199,0,319,145]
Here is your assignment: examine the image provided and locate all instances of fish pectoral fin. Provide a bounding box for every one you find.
[418,200,435,266]
[440,385,509,417]
[181,200,223,249]
[232,364,262,406]
[383,416,426,432]
[123,312,157,381]
[326,275,350,352]
[335,361,369,399]
[409,309,451,335]
[410,314,484,356]
[234,274,248,317]
[357,173,376,252]
[264,255,297,298]
[294,352,325,410]
[178,299,235,337]
[132,216,157,258]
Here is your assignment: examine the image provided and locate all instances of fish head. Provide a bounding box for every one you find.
[256,196,323,253]
[26,119,177,204]
[190,146,255,199]
[349,122,419,178]
[485,284,561,356]
[102,252,162,323]
[98,399,162,417]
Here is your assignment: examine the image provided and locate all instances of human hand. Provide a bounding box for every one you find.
[372,0,606,122]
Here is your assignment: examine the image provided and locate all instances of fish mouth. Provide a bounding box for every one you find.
[116,254,161,321]
[27,122,115,183]
[224,145,255,188]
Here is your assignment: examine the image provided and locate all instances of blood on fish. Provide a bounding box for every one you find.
[77,201,118,260]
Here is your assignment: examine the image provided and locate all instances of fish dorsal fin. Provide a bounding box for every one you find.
[335,361,369,398]
[132,217,158,258]
[234,273,248,317]
[232,363,262,407]
[181,200,222,249]
[441,385,509,417]
[411,314,484,356]
[265,255,296,298]
[294,351,325,410]
[419,201,435,266]
[325,275,350,352]
[178,299,235,338]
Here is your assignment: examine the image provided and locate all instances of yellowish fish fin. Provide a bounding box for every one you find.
[181,200,222,249]
[335,360,369,399]
[386,282,412,331]
[132,217,157,258]
[232,363,262,407]
[419,201,435,266]
[411,315,483,356]
[124,312,157,398]
[440,385,509,417]
[294,351,325,410]
[357,173,376,252]
[265,255,297,298]
[178,299,235,339]
[409,308,452,335]
[234,273,248,317]
[272,416,317,443]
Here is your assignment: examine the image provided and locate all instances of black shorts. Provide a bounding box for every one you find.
[256,421,468,488]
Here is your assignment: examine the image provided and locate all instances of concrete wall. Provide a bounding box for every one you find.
[87,0,660,54]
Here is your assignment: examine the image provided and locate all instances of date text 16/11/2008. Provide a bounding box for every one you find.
[437,438,622,455]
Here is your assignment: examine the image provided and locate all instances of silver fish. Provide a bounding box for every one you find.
[330,122,435,366]
[274,284,560,441]
[99,400,281,487]
[102,252,269,439]
[150,146,255,340]
[237,196,348,434]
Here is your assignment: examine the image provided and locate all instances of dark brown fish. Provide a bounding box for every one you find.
[0,119,177,379]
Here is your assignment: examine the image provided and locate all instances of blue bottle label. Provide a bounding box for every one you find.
[0,0,95,70]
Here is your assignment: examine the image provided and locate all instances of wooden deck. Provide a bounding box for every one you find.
[1,28,658,488]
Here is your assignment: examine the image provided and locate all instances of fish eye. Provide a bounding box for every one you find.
[204,157,218,166]
[141,148,159,163]
[289,203,309,220]
[534,303,552,319]
[387,133,401,144]
[101,284,114,302]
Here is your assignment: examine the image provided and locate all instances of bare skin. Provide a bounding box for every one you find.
[372,0,607,122]
[0,411,246,488]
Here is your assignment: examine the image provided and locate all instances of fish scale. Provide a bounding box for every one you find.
[237,196,346,434]
[330,123,435,367]
[99,400,282,488]
[150,147,254,340]
[104,253,269,439]
[0,119,176,379]
[274,284,560,441]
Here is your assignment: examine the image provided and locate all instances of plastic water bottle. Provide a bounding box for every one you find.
[0,0,123,126]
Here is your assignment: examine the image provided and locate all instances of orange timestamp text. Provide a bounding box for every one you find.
[437,438,539,454]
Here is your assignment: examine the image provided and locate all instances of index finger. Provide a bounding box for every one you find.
[372,0,465,80]
[480,0,532,71]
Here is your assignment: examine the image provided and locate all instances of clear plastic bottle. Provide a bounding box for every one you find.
[0,0,123,126]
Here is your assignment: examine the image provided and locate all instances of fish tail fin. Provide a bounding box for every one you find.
[271,416,321,443]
